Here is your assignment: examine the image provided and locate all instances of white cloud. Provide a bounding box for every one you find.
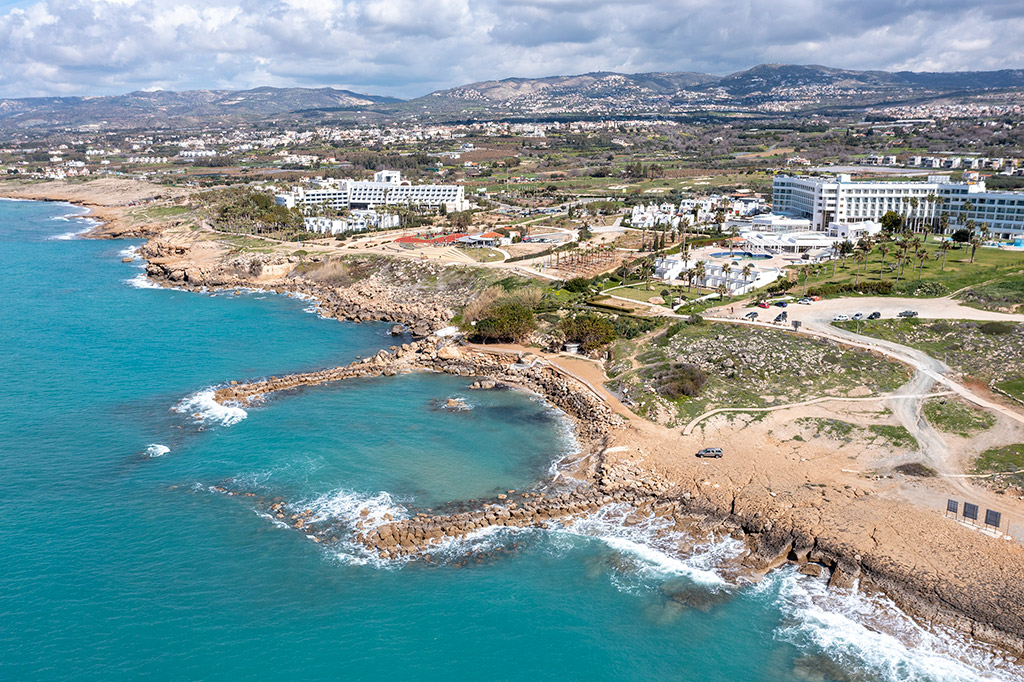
[0,0,1022,98]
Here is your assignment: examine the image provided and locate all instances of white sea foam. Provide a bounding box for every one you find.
[173,389,248,426]
[145,443,170,458]
[553,503,743,587]
[773,568,1024,682]
[118,244,141,259]
[124,272,163,289]
[294,488,410,567]
[49,218,98,240]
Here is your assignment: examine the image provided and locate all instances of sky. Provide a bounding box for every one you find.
[0,0,1022,99]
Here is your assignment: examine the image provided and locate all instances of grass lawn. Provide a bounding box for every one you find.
[793,239,1024,298]
[457,247,505,263]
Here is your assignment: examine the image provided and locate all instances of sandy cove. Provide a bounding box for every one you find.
[14,179,1024,657]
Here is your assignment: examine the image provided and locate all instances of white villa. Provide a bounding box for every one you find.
[653,256,781,294]
[303,210,400,234]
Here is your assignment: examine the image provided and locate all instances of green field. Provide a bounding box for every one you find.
[793,239,1024,298]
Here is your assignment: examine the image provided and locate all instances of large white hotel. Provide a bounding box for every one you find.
[773,174,1024,240]
[276,170,469,213]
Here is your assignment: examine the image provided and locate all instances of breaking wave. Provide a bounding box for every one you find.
[772,568,1024,682]
[124,272,163,289]
[292,488,410,567]
[173,389,248,426]
[145,444,170,458]
[552,503,744,587]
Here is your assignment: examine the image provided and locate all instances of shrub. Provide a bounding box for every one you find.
[980,321,1014,335]
[462,285,505,323]
[613,316,660,339]
[560,314,617,351]
[665,321,687,338]
[473,301,536,343]
[654,363,709,399]
[562,277,592,293]
[807,280,894,297]
[687,314,704,326]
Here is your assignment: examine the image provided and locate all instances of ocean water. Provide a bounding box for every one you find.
[1,198,1021,681]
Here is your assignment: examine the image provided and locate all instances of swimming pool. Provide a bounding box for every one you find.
[710,251,772,260]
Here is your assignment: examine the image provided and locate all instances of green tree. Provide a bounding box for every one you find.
[473,301,536,343]
[559,314,617,352]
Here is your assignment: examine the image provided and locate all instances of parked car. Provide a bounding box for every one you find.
[833,314,849,322]
[757,301,770,309]
[775,301,789,307]
[868,312,881,320]
[744,311,758,320]
[897,310,919,318]
[852,312,864,321]
[695,447,723,459]
[774,312,788,323]
[797,298,813,305]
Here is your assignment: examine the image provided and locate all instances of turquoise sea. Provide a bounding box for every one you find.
[1,198,1020,681]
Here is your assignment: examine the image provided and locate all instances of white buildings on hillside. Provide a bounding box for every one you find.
[277,170,468,213]
[303,210,400,234]
[630,195,769,229]
[773,174,1024,239]
[653,256,781,294]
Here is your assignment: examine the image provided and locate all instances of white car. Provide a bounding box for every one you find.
[833,314,849,322]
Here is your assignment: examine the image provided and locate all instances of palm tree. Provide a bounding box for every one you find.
[741,263,754,291]
[721,263,732,294]
[853,250,867,286]
[916,248,927,280]
[938,240,950,271]
[907,196,919,233]
[716,283,728,300]
[693,261,707,289]
[878,243,890,279]
[970,235,982,263]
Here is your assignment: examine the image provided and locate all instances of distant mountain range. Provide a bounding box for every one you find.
[3,64,1024,132]
[0,87,401,132]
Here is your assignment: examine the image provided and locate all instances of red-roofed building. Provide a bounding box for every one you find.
[429,233,468,245]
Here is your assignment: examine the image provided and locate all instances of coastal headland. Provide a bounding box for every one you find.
[12,179,1024,659]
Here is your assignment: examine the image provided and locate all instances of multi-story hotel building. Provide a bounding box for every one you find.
[276,170,468,213]
[773,174,1024,240]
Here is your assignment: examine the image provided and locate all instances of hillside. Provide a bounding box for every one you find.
[0,87,402,131]
[3,64,1024,132]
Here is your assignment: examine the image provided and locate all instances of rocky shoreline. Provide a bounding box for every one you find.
[36,198,1024,659]
[208,330,1024,657]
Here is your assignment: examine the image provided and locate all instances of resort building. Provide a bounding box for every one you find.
[277,170,469,213]
[653,256,781,294]
[773,174,1024,240]
[303,210,400,234]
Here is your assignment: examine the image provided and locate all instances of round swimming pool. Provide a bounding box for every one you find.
[709,251,772,260]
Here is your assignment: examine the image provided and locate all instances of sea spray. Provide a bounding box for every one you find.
[173,389,248,426]
[771,567,1024,682]
[550,503,744,588]
[145,444,170,458]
